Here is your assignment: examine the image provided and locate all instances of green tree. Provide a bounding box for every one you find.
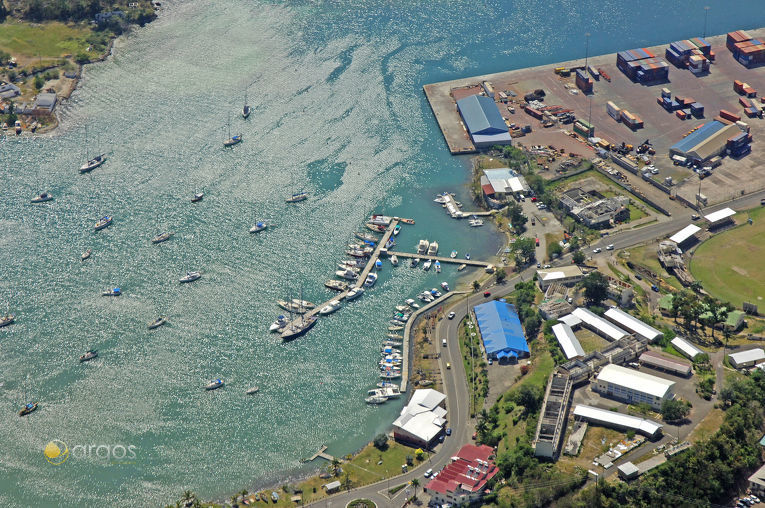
[582,271,608,305]
[513,237,536,265]
[495,267,507,283]
[472,280,480,291]
[547,241,563,259]
[6,100,17,125]
[506,201,527,233]
[373,433,388,450]
[661,398,690,422]
[34,74,45,91]
[572,249,585,264]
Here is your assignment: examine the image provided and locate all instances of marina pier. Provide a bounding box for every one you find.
[389,251,493,268]
[353,220,398,289]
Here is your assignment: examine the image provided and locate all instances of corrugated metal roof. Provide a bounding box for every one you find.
[639,351,692,375]
[604,308,663,342]
[687,123,741,161]
[729,348,765,365]
[671,336,703,359]
[669,224,701,243]
[573,404,663,436]
[558,313,582,328]
[552,323,585,359]
[670,121,726,155]
[474,301,529,356]
[596,364,675,398]
[571,307,630,341]
[704,207,736,223]
[456,94,508,136]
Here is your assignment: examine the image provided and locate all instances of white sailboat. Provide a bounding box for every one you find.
[223,115,242,147]
[241,91,251,119]
[79,126,106,173]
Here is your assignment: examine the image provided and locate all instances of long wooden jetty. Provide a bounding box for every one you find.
[390,251,492,268]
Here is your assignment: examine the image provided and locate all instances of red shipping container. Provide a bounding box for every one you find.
[714,115,733,125]
[745,108,758,117]
[740,97,753,107]
[743,87,757,97]
[709,51,715,61]
[676,110,687,120]
[720,109,741,122]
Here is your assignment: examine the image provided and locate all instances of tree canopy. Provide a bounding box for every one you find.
[582,271,608,305]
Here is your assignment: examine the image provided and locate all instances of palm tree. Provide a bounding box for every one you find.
[331,457,341,476]
[182,491,194,504]
[239,489,248,501]
[230,494,239,507]
[410,478,420,499]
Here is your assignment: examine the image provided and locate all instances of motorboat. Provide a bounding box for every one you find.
[450,250,457,258]
[319,300,342,315]
[385,238,395,249]
[434,193,448,204]
[324,280,348,292]
[410,302,420,309]
[379,359,402,368]
[365,395,387,404]
[390,255,398,266]
[0,314,15,327]
[423,259,432,271]
[246,386,259,395]
[418,292,432,303]
[430,288,442,298]
[427,241,439,256]
[249,222,267,233]
[79,350,98,362]
[345,287,364,301]
[411,258,420,268]
[399,217,415,224]
[355,232,378,243]
[191,192,204,202]
[277,300,306,314]
[381,340,402,348]
[365,223,386,233]
[388,325,404,331]
[469,219,484,227]
[31,192,53,203]
[337,263,360,273]
[465,253,471,260]
[81,249,92,261]
[458,264,467,271]
[379,386,402,398]
[180,271,201,283]
[368,214,393,226]
[19,402,38,416]
[375,259,383,271]
[379,370,401,379]
[80,154,106,173]
[387,333,404,339]
[441,282,450,291]
[286,191,308,203]
[291,299,315,309]
[269,315,289,332]
[395,305,408,312]
[94,216,112,231]
[417,239,429,254]
[205,379,224,390]
[405,298,416,307]
[434,260,441,273]
[364,273,378,287]
[341,258,365,267]
[148,317,167,329]
[377,381,399,390]
[281,314,318,341]
[391,314,408,323]
[102,287,121,296]
[346,248,369,258]
[393,224,401,236]
[151,232,173,244]
[336,269,358,280]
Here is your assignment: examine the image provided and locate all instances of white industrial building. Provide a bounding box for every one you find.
[604,307,663,343]
[669,224,701,245]
[573,405,663,438]
[704,207,736,227]
[392,389,447,447]
[536,265,586,290]
[593,364,675,410]
[570,307,630,342]
[551,323,585,359]
[671,336,704,360]
[729,348,765,369]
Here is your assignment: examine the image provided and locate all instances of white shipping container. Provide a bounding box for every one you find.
[607,101,621,120]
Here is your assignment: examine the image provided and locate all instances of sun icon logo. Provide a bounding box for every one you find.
[44,440,69,465]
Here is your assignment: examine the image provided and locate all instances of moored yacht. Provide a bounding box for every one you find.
[364,272,378,287]
[180,271,201,283]
[269,315,289,332]
[434,260,441,273]
[355,232,378,243]
[277,300,306,314]
[422,259,432,271]
[324,280,348,292]
[417,239,429,254]
[151,232,173,244]
[205,379,224,390]
[427,240,439,256]
[31,192,53,203]
[291,298,315,309]
[411,258,420,268]
[458,264,467,271]
[94,216,112,231]
[319,300,342,315]
[441,281,450,291]
[375,259,383,270]
[281,314,317,341]
[345,287,364,301]
[390,255,399,266]
[393,224,401,236]
[249,222,267,233]
[450,250,457,258]
[80,154,106,173]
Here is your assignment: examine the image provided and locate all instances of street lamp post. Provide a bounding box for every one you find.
[703,6,710,39]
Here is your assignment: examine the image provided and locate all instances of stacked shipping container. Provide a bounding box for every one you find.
[727,130,752,157]
[575,69,593,93]
[616,48,669,82]
[573,119,594,137]
[666,38,712,73]
[606,101,621,121]
[727,30,765,67]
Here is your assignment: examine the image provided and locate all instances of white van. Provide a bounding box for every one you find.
[442,339,447,347]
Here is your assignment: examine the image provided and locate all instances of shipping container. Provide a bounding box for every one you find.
[720,109,741,122]
[690,103,704,117]
[676,110,687,120]
[597,68,611,81]
[587,66,600,80]
[734,80,745,93]
[524,106,543,119]
[661,88,671,98]
[714,115,734,125]
[745,107,759,118]
[740,97,753,108]
[607,101,621,120]
[743,87,757,97]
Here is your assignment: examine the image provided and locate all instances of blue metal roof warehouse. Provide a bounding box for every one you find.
[456,95,512,148]
[473,300,529,361]
[670,121,725,155]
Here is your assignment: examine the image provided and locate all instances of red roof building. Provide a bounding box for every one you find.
[424,444,498,506]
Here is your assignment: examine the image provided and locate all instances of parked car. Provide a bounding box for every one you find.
[424,469,433,478]
[537,262,541,268]
[483,291,491,297]
[606,244,614,250]
[593,247,602,254]
[446,427,452,436]
[634,274,643,280]
[446,362,451,369]
[651,284,659,292]
[691,214,700,220]
[543,264,551,268]
[447,311,456,320]
[531,197,538,202]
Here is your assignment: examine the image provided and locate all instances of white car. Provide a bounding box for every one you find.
[424,468,433,478]
[651,168,659,174]
[593,248,602,254]
[447,311,456,320]
[606,244,614,250]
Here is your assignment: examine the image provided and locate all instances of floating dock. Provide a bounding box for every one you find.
[389,251,492,268]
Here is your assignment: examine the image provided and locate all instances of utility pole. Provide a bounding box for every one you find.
[584,32,591,70]
[703,6,710,39]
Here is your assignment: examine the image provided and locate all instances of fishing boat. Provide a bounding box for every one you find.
[102,287,121,296]
[281,314,317,341]
[31,192,53,203]
[79,350,98,362]
[180,271,201,283]
[291,298,315,309]
[205,379,224,390]
[434,260,441,273]
[223,115,242,147]
[441,282,450,291]
[81,249,92,261]
[399,218,415,224]
[393,224,401,236]
[246,386,259,395]
[286,191,308,203]
[151,232,173,244]
[324,280,348,292]
[390,255,398,266]
[375,259,383,271]
[191,192,204,202]
[422,259,432,271]
[336,269,358,281]
[428,241,439,256]
[411,258,420,268]
[0,313,15,327]
[458,264,467,271]
[450,250,457,258]
[417,239,429,254]
[241,92,251,119]
[364,273,378,287]
[355,232,378,243]
[148,316,167,329]
[94,216,112,231]
[345,287,364,301]
[249,222,267,233]
[269,315,289,332]
[365,223,386,233]
[319,300,342,315]
[19,402,38,417]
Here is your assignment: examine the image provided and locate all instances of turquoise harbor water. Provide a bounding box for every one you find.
[1,1,764,506]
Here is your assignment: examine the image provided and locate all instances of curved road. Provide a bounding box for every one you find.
[306,188,765,507]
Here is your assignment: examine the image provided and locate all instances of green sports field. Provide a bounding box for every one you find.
[690,207,765,308]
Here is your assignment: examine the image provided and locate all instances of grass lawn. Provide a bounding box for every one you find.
[690,207,765,307]
[687,408,724,443]
[0,21,92,65]
[557,424,625,471]
[576,329,608,354]
[458,317,486,415]
[626,246,683,290]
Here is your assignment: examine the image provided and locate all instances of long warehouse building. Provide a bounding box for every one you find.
[593,364,675,410]
[573,404,663,438]
[551,323,585,360]
[569,307,631,342]
[604,307,663,343]
[669,120,741,163]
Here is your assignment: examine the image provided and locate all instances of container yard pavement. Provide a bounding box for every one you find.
[424,28,765,207]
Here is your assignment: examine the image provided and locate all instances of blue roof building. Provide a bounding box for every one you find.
[456,94,512,148]
[474,301,529,361]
